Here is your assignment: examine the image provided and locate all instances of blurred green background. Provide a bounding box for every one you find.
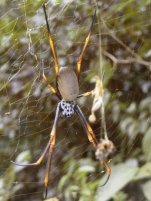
[0,0,151,201]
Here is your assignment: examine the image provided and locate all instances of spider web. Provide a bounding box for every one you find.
[0,0,151,201]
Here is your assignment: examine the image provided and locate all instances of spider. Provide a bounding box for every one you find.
[11,4,111,198]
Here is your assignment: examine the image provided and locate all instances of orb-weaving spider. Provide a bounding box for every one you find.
[11,4,112,198]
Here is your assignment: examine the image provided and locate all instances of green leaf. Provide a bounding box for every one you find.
[142,181,151,201]
[55,0,63,3]
[3,166,15,189]
[78,165,95,173]
[58,174,71,190]
[0,0,6,5]
[142,128,151,161]
[96,161,138,201]
[134,162,151,180]
[0,165,22,201]
[44,198,59,201]
[103,60,114,86]
[0,18,18,35]
[139,97,151,111]
[13,150,31,172]
[112,0,135,11]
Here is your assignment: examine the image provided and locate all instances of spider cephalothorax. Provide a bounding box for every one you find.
[11,4,111,199]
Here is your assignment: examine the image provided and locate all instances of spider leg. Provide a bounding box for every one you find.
[42,59,61,99]
[75,105,111,186]
[76,9,96,80]
[11,103,60,199]
[100,160,111,186]
[11,140,50,166]
[43,134,56,199]
[77,90,94,99]
[43,103,60,199]
[43,4,59,79]
[74,104,98,149]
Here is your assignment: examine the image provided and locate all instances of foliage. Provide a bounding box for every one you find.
[58,157,99,201]
[0,0,151,201]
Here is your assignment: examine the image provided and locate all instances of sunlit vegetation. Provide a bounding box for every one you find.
[0,0,151,201]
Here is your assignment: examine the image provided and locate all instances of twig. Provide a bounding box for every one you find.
[101,20,151,71]
[103,50,151,71]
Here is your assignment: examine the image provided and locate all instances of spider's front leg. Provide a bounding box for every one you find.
[42,4,61,99]
[76,9,96,80]
[43,4,59,78]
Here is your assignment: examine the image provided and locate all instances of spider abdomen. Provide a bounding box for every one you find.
[57,67,79,101]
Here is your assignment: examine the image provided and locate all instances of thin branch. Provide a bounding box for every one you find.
[101,20,151,71]
[103,50,151,71]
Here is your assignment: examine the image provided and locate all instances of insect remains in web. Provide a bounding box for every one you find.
[89,77,116,186]
[11,3,114,199]
[95,138,115,186]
